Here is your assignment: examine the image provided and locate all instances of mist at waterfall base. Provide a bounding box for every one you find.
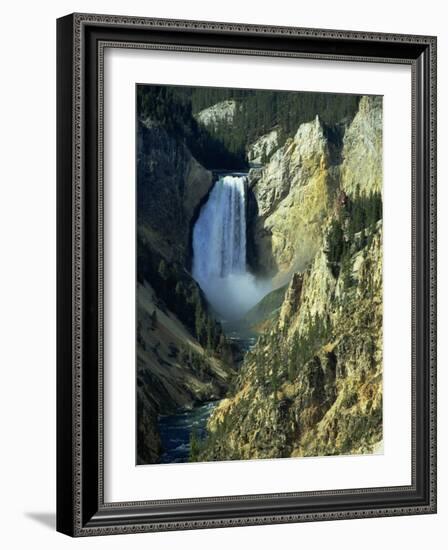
[192,175,271,321]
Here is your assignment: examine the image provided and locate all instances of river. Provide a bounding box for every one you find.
[158,330,256,464]
[158,401,218,464]
[157,173,264,464]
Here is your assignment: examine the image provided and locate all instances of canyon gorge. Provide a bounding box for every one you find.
[136,87,383,464]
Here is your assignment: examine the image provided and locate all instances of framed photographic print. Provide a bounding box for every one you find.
[56,13,437,536]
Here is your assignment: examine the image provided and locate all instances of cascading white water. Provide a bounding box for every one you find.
[193,175,246,279]
[192,174,270,320]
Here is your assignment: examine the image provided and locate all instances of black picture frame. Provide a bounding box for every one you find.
[57,13,437,537]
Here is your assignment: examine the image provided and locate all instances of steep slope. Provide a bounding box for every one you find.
[191,90,360,172]
[200,224,382,460]
[341,96,383,197]
[195,99,240,130]
[137,283,232,463]
[247,128,280,164]
[198,95,383,461]
[249,115,336,283]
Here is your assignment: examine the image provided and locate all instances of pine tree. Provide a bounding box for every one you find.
[271,356,279,400]
[158,259,169,280]
[175,281,183,295]
[150,310,158,330]
[189,429,202,462]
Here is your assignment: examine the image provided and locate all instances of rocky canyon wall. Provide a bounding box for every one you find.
[199,95,384,461]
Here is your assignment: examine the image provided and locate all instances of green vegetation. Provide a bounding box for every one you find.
[175,345,228,389]
[137,235,225,354]
[246,191,383,397]
[137,84,361,168]
[287,316,330,381]
[136,86,383,464]
[344,192,382,234]
[183,87,360,160]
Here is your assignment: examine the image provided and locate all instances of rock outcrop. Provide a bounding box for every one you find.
[341,96,383,197]
[137,282,232,464]
[137,94,383,464]
[249,115,335,282]
[195,100,240,131]
[137,119,235,463]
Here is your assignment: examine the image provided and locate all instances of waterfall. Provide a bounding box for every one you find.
[192,174,270,320]
[193,175,247,280]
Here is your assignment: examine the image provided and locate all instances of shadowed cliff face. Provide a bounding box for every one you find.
[136,119,236,464]
[247,128,280,164]
[248,115,336,283]
[137,118,214,264]
[198,96,383,461]
[137,282,232,464]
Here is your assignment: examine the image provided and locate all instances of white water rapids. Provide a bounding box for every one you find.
[192,174,271,320]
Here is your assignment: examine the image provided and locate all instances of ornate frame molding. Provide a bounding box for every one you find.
[57,13,437,537]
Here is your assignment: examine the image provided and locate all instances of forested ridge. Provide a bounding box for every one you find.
[137,85,361,169]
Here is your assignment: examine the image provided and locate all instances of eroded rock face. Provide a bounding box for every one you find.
[136,271,235,464]
[278,272,304,330]
[250,115,334,281]
[198,96,383,461]
[341,96,383,197]
[137,283,230,410]
[137,119,213,263]
[292,225,383,457]
[137,95,383,464]
[195,99,240,130]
